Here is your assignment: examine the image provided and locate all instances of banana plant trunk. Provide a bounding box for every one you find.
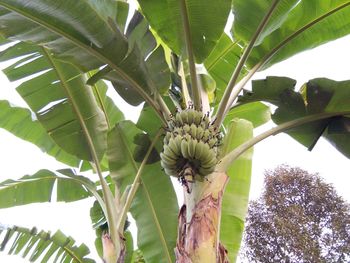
[175,171,229,263]
[102,233,125,263]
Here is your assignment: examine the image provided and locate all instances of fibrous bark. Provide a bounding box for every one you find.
[175,171,229,263]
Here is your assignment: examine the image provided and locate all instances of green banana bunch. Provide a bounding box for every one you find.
[161,108,222,181]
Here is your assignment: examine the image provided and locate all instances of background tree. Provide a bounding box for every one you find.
[242,165,350,263]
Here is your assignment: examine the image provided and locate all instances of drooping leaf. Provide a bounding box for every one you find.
[239,76,350,158]
[220,119,254,262]
[0,169,94,208]
[0,0,127,70]
[125,10,157,59]
[0,100,80,167]
[0,0,169,110]
[245,0,350,70]
[0,42,108,161]
[0,224,95,263]
[108,10,171,106]
[209,1,350,100]
[146,46,171,95]
[107,121,178,263]
[138,0,231,63]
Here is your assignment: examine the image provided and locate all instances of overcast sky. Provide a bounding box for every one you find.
[0,34,350,262]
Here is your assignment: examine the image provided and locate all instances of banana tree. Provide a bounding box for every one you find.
[0,0,350,262]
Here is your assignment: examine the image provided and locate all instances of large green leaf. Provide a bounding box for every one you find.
[137,105,163,138]
[244,0,350,69]
[89,78,124,130]
[107,121,178,263]
[220,119,254,262]
[0,100,80,167]
[0,0,126,70]
[138,0,231,63]
[224,102,271,128]
[232,0,300,44]
[0,169,94,208]
[0,42,108,161]
[204,34,245,104]
[206,1,350,105]
[90,200,107,260]
[0,224,95,263]
[239,76,350,158]
[108,10,171,106]
[0,0,168,108]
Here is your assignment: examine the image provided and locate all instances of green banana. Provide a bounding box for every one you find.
[199,165,215,176]
[187,109,195,124]
[200,148,217,165]
[176,113,183,126]
[180,110,189,124]
[194,140,204,160]
[201,156,217,169]
[188,138,197,159]
[164,132,171,144]
[194,141,207,160]
[195,126,204,140]
[183,124,191,134]
[180,139,190,159]
[194,111,203,126]
[190,124,197,139]
[202,129,211,142]
[160,152,177,165]
[161,107,223,180]
[168,136,181,157]
[208,138,218,148]
[163,144,177,160]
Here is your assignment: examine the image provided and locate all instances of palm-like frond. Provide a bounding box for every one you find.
[0,41,108,162]
[0,169,97,208]
[0,0,170,114]
[0,224,95,263]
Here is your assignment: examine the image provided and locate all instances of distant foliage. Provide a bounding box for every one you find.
[242,165,350,263]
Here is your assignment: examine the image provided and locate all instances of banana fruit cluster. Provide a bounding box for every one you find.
[161,108,221,181]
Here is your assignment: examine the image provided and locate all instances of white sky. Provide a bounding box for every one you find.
[0,35,350,262]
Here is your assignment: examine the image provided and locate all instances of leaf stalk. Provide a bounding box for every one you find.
[179,0,201,110]
[218,111,350,171]
[214,0,281,127]
[116,129,163,233]
[41,48,120,248]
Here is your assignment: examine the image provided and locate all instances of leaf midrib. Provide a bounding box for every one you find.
[0,1,160,119]
[258,2,350,68]
[0,175,94,197]
[43,48,117,235]
[93,86,111,129]
[206,40,240,71]
[1,176,55,189]
[118,126,173,263]
[9,226,88,263]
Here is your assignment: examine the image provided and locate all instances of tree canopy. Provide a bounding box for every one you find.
[242,165,350,263]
